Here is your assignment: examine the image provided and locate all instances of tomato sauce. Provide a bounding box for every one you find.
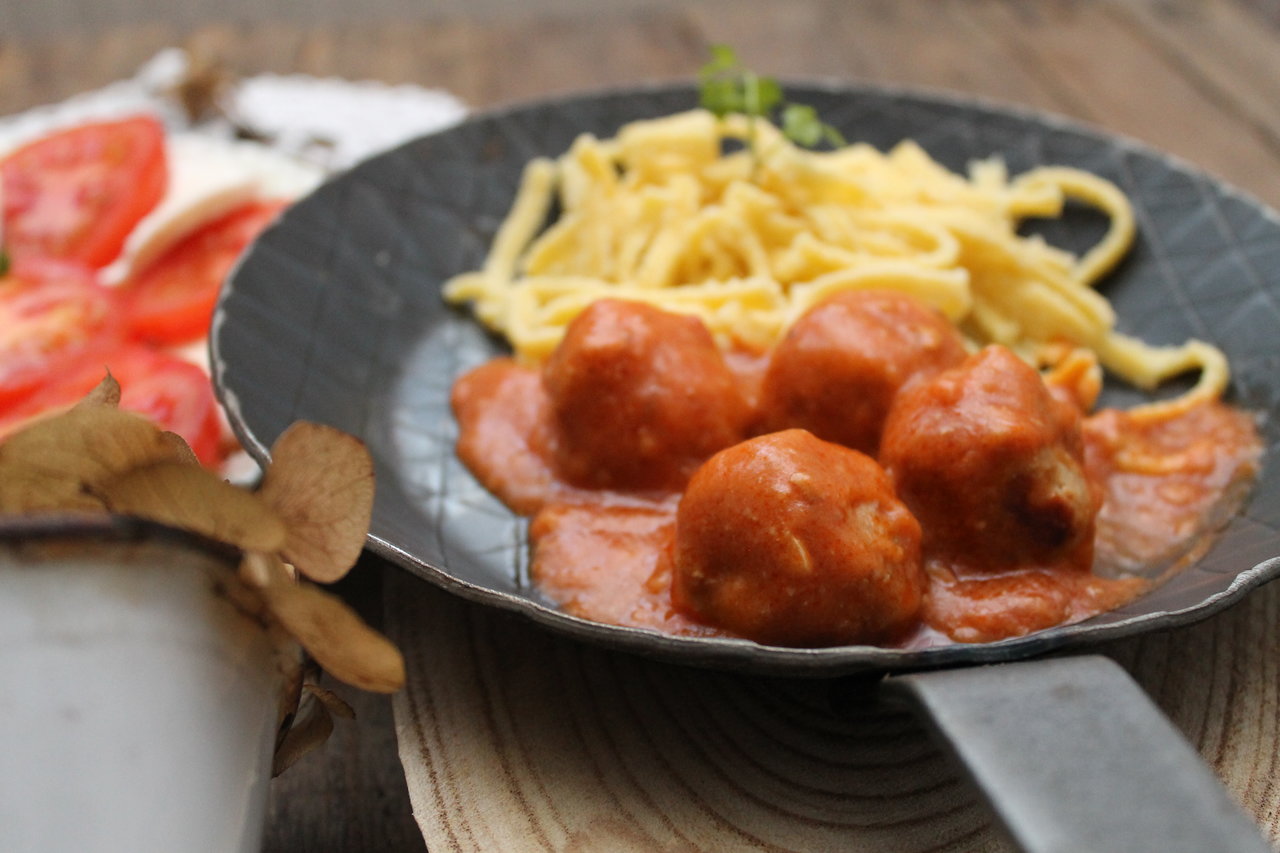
[528,500,717,637]
[1085,400,1262,577]
[451,296,1262,648]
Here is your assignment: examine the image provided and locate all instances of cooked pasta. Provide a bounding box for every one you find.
[443,109,1227,413]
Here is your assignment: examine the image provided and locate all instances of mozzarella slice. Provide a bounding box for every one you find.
[102,133,324,284]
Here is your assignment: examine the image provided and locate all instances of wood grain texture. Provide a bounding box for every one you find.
[385,572,1280,852]
[966,0,1280,206]
[2,1,1279,850]
[262,564,427,853]
[386,573,1010,853]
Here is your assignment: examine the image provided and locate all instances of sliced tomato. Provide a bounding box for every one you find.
[0,271,120,411]
[109,348,225,467]
[119,199,288,346]
[1,115,167,270]
[0,343,225,468]
[5,254,103,285]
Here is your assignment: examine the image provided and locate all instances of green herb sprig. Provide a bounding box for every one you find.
[698,45,846,165]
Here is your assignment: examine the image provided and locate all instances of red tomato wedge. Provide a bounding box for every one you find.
[0,271,119,411]
[1,115,167,270]
[119,199,288,345]
[0,344,226,468]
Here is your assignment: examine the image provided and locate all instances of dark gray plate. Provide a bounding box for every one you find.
[211,82,1280,675]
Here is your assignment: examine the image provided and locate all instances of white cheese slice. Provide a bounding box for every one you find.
[101,133,324,284]
[169,337,211,375]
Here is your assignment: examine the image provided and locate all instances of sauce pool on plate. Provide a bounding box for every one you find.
[452,294,1261,648]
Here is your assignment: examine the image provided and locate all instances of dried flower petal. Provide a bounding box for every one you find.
[272,689,334,777]
[272,645,310,743]
[259,422,375,583]
[76,373,121,409]
[258,579,406,693]
[305,683,356,721]
[0,467,104,513]
[238,550,277,588]
[0,407,183,513]
[95,461,288,552]
[219,559,273,622]
[162,431,202,466]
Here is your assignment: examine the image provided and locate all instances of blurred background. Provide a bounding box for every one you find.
[4,0,1280,214]
[4,3,1280,851]
[1,0,690,37]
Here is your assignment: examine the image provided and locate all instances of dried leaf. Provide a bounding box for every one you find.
[238,550,277,588]
[0,466,104,513]
[273,644,309,741]
[239,551,304,592]
[162,431,202,466]
[95,461,287,552]
[258,580,405,693]
[220,561,273,622]
[259,422,375,583]
[305,682,356,721]
[0,407,184,513]
[271,689,334,776]
[75,372,121,409]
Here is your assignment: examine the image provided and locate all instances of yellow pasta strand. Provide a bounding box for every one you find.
[442,108,1227,408]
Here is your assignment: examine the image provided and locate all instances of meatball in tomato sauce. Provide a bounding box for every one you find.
[755,290,966,454]
[543,299,750,491]
[880,345,1098,573]
[673,429,925,647]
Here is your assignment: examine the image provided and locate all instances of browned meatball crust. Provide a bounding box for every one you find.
[880,345,1098,572]
[755,289,967,453]
[543,299,750,491]
[672,429,925,646]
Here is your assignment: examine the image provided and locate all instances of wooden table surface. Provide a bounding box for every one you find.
[4,1,1280,850]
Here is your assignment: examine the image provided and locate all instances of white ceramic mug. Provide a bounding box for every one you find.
[0,517,283,853]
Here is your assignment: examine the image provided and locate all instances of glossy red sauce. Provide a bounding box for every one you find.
[1085,400,1262,576]
[527,500,716,637]
[451,295,1262,648]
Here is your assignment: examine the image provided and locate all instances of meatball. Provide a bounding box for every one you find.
[755,289,967,453]
[543,299,750,491]
[880,345,1098,572]
[672,429,925,646]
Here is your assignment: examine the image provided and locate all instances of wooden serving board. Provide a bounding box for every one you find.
[385,570,1280,852]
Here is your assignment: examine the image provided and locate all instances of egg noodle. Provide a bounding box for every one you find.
[443,109,1227,415]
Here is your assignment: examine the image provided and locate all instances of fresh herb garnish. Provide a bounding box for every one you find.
[699,44,783,123]
[781,102,847,149]
[0,249,9,278]
[698,44,846,163]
